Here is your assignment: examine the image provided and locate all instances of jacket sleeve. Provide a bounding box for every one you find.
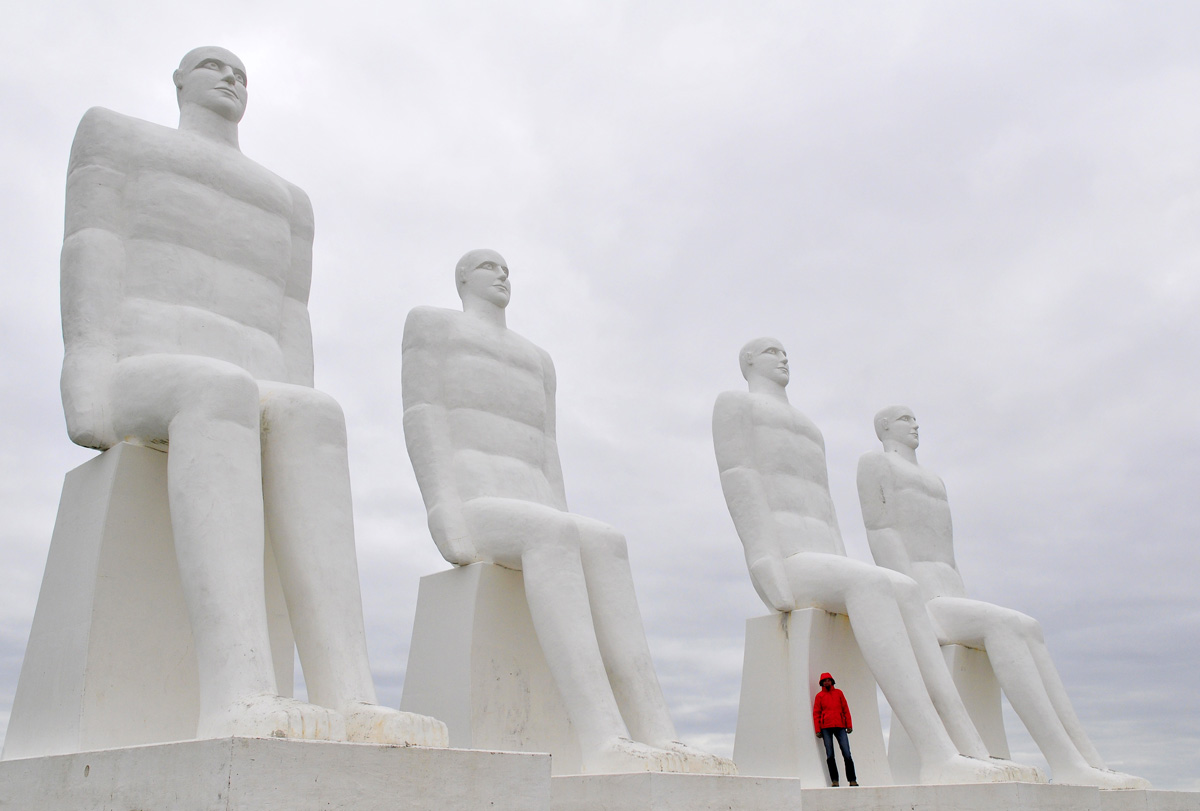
[813,693,823,735]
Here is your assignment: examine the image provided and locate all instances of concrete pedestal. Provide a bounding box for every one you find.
[0,737,550,810]
[888,644,1008,784]
[4,443,295,760]
[401,563,582,773]
[733,609,891,785]
[551,773,802,810]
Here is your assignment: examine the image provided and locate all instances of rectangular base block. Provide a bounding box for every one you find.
[0,737,551,810]
[1099,790,1200,811]
[551,773,802,811]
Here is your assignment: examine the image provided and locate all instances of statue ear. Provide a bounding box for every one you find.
[172,69,183,90]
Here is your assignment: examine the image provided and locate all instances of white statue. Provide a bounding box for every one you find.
[857,406,1150,788]
[401,249,735,775]
[713,338,1038,785]
[58,46,445,746]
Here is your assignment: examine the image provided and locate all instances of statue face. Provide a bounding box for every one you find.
[749,341,790,387]
[175,47,248,123]
[462,256,510,308]
[883,407,920,449]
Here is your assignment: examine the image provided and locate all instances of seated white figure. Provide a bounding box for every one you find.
[53,47,445,746]
[857,406,1149,789]
[713,338,1040,785]
[401,249,734,775]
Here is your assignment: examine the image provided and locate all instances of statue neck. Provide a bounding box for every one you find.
[882,439,918,464]
[747,377,789,403]
[461,298,507,329]
[178,104,241,150]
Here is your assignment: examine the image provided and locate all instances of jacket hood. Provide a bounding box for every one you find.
[819,672,835,685]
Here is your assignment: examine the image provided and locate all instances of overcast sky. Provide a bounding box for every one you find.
[1,0,1197,791]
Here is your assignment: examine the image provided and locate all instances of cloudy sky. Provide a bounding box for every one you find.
[2,0,1197,791]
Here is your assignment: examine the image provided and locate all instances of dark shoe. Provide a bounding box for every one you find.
[831,781,839,787]
[849,781,859,786]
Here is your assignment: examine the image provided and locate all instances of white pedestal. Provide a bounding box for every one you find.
[801,782,1097,811]
[3,443,295,760]
[0,737,550,810]
[888,644,1008,784]
[1099,790,1200,811]
[551,773,802,810]
[401,563,582,773]
[733,609,891,786]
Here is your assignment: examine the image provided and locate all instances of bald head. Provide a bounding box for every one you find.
[455,249,507,289]
[739,336,787,381]
[176,46,247,84]
[874,405,918,449]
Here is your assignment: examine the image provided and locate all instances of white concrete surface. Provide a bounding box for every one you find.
[734,609,890,785]
[402,563,582,773]
[551,772,802,810]
[400,249,731,774]
[801,782,1097,811]
[716,338,1032,784]
[0,737,549,810]
[859,405,1147,788]
[3,442,294,760]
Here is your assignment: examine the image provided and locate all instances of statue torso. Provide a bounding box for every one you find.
[74,109,299,381]
[733,393,844,556]
[408,307,562,507]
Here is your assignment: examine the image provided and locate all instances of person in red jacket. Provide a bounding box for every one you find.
[813,673,857,786]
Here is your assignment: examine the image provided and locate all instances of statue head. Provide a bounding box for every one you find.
[456,249,510,309]
[173,46,248,124]
[875,405,919,449]
[739,337,789,387]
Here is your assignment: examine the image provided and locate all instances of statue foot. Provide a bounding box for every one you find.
[586,737,686,774]
[657,740,738,775]
[200,693,346,741]
[989,756,1046,783]
[1053,766,1151,789]
[343,701,449,748]
[920,754,1021,785]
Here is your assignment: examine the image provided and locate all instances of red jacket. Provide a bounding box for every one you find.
[813,686,853,734]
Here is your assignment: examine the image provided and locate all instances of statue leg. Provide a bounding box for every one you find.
[884,575,993,760]
[462,499,683,773]
[931,599,1147,788]
[258,383,446,746]
[785,554,1012,784]
[110,357,336,741]
[575,517,736,774]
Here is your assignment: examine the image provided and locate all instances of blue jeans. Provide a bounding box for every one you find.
[820,727,856,784]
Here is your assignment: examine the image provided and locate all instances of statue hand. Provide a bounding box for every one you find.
[749,556,796,612]
[427,504,480,566]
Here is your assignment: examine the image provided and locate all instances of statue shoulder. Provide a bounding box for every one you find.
[70,107,156,169]
[402,305,459,347]
[857,449,891,478]
[284,181,314,234]
[713,390,752,420]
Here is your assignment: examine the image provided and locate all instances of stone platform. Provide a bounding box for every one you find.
[0,737,550,810]
[800,784,1198,811]
[1,737,1196,810]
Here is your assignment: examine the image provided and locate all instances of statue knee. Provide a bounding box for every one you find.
[579,523,628,562]
[178,365,260,430]
[260,386,347,444]
[1015,612,1044,643]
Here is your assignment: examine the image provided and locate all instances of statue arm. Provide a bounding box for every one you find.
[856,453,916,578]
[539,348,569,510]
[400,309,480,565]
[713,394,795,612]
[280,184,315,387]
[60,109,127,449]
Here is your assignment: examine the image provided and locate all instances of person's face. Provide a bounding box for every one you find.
[751,342,790,386]
[820,678,833,689]
[463,257,510,307]
[884,408,919,449]
[175,48,248,122]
